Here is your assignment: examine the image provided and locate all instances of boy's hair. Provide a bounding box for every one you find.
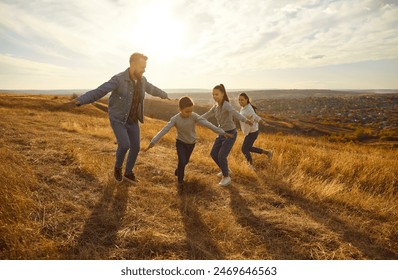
[179,96,194,110]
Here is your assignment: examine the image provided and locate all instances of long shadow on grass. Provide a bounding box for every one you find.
[178,179,225,259]
[227,185,315,259]
[70,182,128,259]
[260,173,398,259]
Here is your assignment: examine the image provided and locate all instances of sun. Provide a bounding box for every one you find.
[131,3,185,62]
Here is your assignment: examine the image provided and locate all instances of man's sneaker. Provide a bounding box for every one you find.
[265,150,273,160]
[219,176,231,186]
[114,167,123,182]
[217,170,232,178]
[123,172,138,183]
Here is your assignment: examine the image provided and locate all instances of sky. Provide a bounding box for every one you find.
[0,0,398,90]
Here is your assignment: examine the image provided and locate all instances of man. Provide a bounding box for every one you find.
[70,52,169,183]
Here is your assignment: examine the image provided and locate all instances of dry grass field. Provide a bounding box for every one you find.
[0,93,397,260]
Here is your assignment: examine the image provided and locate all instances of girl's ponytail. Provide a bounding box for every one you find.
[214,84,230,104]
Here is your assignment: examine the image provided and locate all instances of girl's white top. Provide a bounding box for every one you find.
[240,104,262,136]
[150,112,226,145]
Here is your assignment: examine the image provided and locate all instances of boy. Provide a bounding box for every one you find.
[143,97,232,190]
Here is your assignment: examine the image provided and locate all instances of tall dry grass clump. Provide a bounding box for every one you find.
[237,133,397,210]
[0,146,58,259]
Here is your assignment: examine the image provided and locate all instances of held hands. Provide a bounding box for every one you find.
[224,133,234,138]
[260,120,270,126]
[246,119,254,126]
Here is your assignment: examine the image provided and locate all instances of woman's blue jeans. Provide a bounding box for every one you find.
[110,119,140,174]
[210,129,237,177]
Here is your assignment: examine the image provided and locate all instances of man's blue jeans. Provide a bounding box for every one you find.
[210,129,237,177]
[110,119,140,174]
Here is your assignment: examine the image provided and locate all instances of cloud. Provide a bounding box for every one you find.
[308,55,325,60]
[0,54,66,75]
[151,0,396,83]
[0,1,144,66]
[0,53,110,89]
[0,0,397,89]
[0,54,70,89]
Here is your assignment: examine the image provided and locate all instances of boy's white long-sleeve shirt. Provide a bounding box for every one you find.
[240,104,262,136]
[150,112,226,145]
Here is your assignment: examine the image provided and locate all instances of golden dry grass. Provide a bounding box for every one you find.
[0,93,397,260]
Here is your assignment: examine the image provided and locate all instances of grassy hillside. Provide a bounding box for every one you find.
[0,94,397,259]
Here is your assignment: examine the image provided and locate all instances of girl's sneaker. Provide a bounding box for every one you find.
[217,170,232,178]
[219,176,231,186]
[265,150,273,160]
[247,163,256,170]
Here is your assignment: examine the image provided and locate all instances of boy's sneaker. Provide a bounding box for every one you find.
[219,176,231,186]
[123,172,138,183]
[114,167,123,182]
[177,182,184,193]
[217,170,232,178]
[265,150,273,160]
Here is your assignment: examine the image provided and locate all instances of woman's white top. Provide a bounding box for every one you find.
[239,104,262,136]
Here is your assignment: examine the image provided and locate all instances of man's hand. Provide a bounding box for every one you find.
[65,99,81,108]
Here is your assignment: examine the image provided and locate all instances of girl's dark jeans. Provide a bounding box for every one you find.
[241,130,264,164]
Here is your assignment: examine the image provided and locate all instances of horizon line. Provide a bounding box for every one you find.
[1,88,398,92]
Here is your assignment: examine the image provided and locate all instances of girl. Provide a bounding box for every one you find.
[143,96,232,190]
[238,92,273,170]
[202,84,252,186]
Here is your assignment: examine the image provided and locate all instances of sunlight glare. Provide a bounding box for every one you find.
[131,3,185,62]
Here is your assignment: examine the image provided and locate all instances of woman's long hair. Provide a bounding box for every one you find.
[213,84,229,106]
[239,92,257,113]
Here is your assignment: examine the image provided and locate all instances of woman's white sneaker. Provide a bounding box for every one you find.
[217,170,232,178]
[219,176,231,186]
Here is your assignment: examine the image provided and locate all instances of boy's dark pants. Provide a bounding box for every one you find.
[176,139,195,183]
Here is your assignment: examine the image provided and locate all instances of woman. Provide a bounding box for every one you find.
[202,84,252,186]
[238,92,273,170]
